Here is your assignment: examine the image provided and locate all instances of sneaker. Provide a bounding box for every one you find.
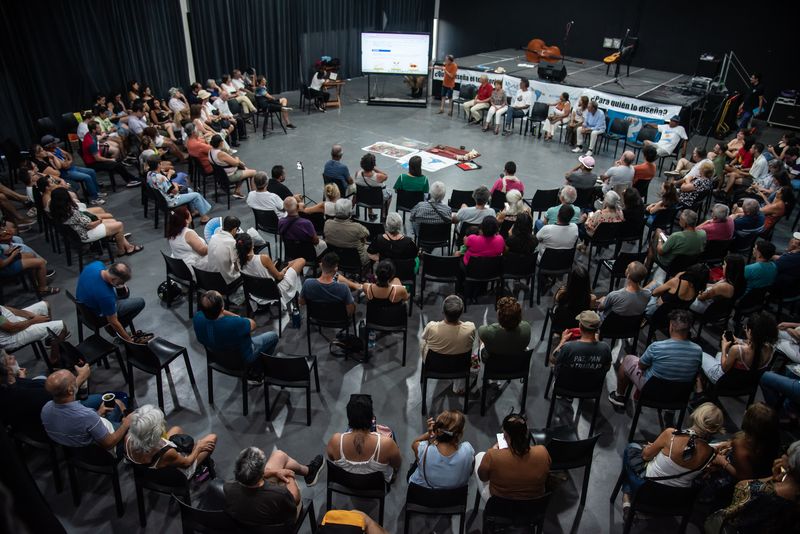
[608,391,627,408]
[46,268,56,278]
[26,207,37,218]
[286,124,296,129]
[571,146,583,153]
[304,454,324,486]
[585,150,593,156]
[90,198,106,206]
[664,170,681,178]
[126,180,141,188]
[232,193,245,199]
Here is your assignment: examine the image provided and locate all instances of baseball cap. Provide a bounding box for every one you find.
[793,232,800,240]
[575,310,601,329]
[197,90,211,100]
[668,114,680,123]
[578,154,595,169]
[41,134,60,146]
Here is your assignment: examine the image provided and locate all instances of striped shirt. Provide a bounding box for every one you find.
[640,338,702,383]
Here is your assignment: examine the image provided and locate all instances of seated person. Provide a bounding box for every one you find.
[208,134,257,199]
[420,295,475,394]
[460,216,504,266]
[676,161,714,207]
[393,155,429,195]
[125,404,217,481]
[324,198,370,266]
[452,186,495,232]
[743,240,777,293]
[731,198,765,234]
[774,232,800,290]
[632,144,657,185]
[700,312,776,388]
[323,144,353,197]
[41,369,130,450]
[743,186,795,233]
[0,301,66,358]
[254,76,295,129]
[599,151,635,195]
[300,183,340,217]
[710,403,780,483]
[206,215,242,284]
[166,206,209,276]
[536,186,580,233]
[361,259,408,303]
[409,410,474,489]
[535,204,578,261]
[142,124,185,163]
[619,403,723,521]
[645,180,679,225]
[220,73,257,114]
[279,196,327,257]
[496,190,531,234]
[596,261,650,318]
[463,75,493,124]
[721,142,768,195]
[691,254,745,314]
[235,233,305,309]
[609,310,702,409]
[541,92,571,141]
[646,209,706,270]
[478,296,531,361]
[641,114,688,157]
[475,413,551,501]
[367,212,417,263]
[35,141,104,206]
[193,290,278,371]
[490,162,525,195]
[212,92,248,142]
[549,310,612,374]
[697,204,735,242]
[409,181,451,237]
[225,446,324,527]
[564,154,598,190]
[146,157,212,223]
[504,212,536,256]
[0,232,58,298]
[482,80,508,134]
[354,153,390,220]
[267,165,298,201]
[665,145,708,179]
[185,123,214,176]
[326,394,402,484]
[643,264,707,317]
[308,70,331,111]
[299,252,360,315]
[247,171,285,217]
[76,261,144,343]
[583,190,624,238]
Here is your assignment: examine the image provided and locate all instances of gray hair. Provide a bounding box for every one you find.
[442,294,464,322]
[742,198,759,215]
[206,78,216,87]
[253,171,268,190]
[331,144,343,159]
[603,190,620,210]
[385,212,403,235]
[681,209,698,227]
[711,203,729,221]
[505,190,525,216]
[560,185,577,204]
[334,198,353,219]
[168,87,181,97]
[234,446,267,486]
[429,181,446,202]
[473,186,490,206]
[787,440,800,479]
[127,405,166,456]
[184,122,196,137]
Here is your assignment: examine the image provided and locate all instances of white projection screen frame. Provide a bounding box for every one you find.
[361,32,430,76]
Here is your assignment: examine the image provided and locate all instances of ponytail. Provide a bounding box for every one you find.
[235,233,253,267]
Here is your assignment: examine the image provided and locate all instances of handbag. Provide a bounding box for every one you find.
[168,433,195,455]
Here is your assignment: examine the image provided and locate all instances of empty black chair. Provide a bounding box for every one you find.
[699,239,733,266]
[634,179,651,203]
[404,483,468,534]
[192,267,243,304]
[585,222,623,269]
[545,367,607,437]
[593,251,647,291]
[9,425,64,493]
[480,349,534,415]
[610,475,700,534]
[417,222,452,254]
[162,252,196,319]
[603,117,629,158]
[598,311,644,351]
[536,247,576,304]
[355,184,385,220]
[357,219,385,244]
[527,189,560,219]
[264,353,320,426]
[205,346,263,417]
[525,102,550,137]
[326,460,388,524]
[478,492,551,533]
[623,125,658,160]
[448,189,475,212]
[454,85,477,119]
[120,336,196,411]
[501,253,536,307]
[396,190,425,225]
[241,273,284,333]
[463,256,503,308]
[420,254,461,309]
[63,290,128,379]
[545,435,601,508]
[489,190,506,212]
[421,350,472,414]
[64,444,125,517]
[616,217,645,254]
[252,208,279,259]
[305,300,356,357]
[364,298,408,365]
[132,464,190,527]
[626,376,694,441]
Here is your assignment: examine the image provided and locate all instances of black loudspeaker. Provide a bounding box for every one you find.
[695,56,722,78]
[538,64,567,82]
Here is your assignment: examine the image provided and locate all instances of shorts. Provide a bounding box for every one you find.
[702,352,725,383]
[622,354,648,392]
[441,86,454,98]
[228,170,246,183]
[0,256,23,276]
[86,223,108,241]
[654,145,672,157]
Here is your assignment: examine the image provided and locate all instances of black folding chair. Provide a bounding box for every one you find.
[355,184,385,221]
[9,426,64,493]
[300,210,326,237]
[525,102,550,138]
[463,256,503,309]
[393,257,417,317]
[616,218,645,254]
[64,444,125,517]
[448,189,475,212]
[56,223,115,270]
[63,290,128,380]
[396,190,425,225]
[364,298,408,365]
[252,208,279,258]
[323,245,363,279]
[421,350,472,414]
[417,222,452,254]
[691,297,733,340]
[634,179,651,203]
[119,336,196,411]
[132,464,190,527]
[625,376,694,441]
[241,273,284,333]
[489,190,506,212]
[539,305,580,367]
[699,239,733,266]
[709,366,767,408]
[162,252,195,319]
[305,300,356,357]
[598,311,644,352]
[264,353,320,426]
[544,435,601,508]
[205,346,263,417]
[536,247,576,304]
[405,483,468,534]
[527,189,560,219]
[480,349,534,415]
[574,187,595,211]
[419,253,461,309]
[192,267,243,305]
[645,207,678,243]
[326,460,388,524]
[477,492,551,533]
[602,117,629,159]
[357,219,385,244]
[593,251,647,291]
[502,253,536,307]
[585,222,623,269]
[623,125,658,161]
[611,474,700,534]
[545,367,607,437]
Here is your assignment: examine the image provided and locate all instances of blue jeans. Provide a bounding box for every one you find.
[534,219,545,233]
[250,332,279,361]
[1,239,38,258]
[737,110,752,129]
[116,297,145,326]
[621,442,647,494]
[81,391,128,424]
[63,166,100,199]
[504,107,527,128]
[171,191,212,215]
[760,371,800,413]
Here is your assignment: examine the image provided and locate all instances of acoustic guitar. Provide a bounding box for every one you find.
[523,38,585,65]
[603,45,634,65]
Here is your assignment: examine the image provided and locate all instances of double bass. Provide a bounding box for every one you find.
[524,39,584,64]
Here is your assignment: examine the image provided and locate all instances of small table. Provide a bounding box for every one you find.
[323,80,346,109]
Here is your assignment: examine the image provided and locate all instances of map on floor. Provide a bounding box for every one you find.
[397,150,458,173]
[361,141,419,159]
[388,136,429,150]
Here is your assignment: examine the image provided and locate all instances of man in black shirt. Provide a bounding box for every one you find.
[267,164,304,204]
[224,446,323,527]
[738,73,765,129]
[549,310,612,374]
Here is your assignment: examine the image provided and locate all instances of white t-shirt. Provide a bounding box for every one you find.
[76,121,89,141]
[168,97,186,113]
[206,231,239,284]
[656,123,688,154]
[749,154,768,180]
[512,88,533,110]
[127,114,148,136]
[535,223,578,260]
[686,158,713,179]
[310,74,326,91]
[246,190,286,217]
[231,78,246,90]
[220,82,238,96]
[212,99,233,117]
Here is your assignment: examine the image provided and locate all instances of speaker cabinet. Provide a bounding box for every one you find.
[538,64,567,82]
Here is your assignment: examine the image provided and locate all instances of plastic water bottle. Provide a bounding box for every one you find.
[291,307,301,329]
[368,331,377,350]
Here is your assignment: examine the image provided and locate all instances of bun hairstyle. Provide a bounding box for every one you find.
[433,410,465,444]
[502,412,530,457]
[235,232,254,268]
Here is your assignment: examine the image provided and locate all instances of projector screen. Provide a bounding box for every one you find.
[361,32,430,76]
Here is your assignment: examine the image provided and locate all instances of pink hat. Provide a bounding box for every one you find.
[578,154,595,169]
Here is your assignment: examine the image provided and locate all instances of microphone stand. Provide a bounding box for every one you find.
[296,161,315,205]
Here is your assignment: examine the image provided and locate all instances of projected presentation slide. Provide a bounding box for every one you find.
[361,32,429,75]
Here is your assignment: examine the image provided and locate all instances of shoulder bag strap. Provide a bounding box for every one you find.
[645,449,716,482]
[420,441,434,489]
[429,201,451,224]
[146,444,176,468]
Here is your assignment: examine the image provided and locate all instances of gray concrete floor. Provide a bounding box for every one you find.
[9,76,793,533]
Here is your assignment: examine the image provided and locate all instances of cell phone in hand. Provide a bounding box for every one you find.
[497,433,508,449]
[659,232,668,243]
[723,330,734,342]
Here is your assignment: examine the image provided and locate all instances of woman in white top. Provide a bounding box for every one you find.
[166,206,208,278]
[208,134,256,199]
[542,91,572,140]
[220,74,256,114]
[300,183,340,218]
[234,233,305,309]
[326,395,402,484]
[354,153,390,221]
[308,70,330,111]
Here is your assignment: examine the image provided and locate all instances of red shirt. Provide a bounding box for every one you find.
[738,147,754,169]
[81,134,98,165]
[633,161,656,184]
[443,63,458,88]
[187,137,212,174]
[476,82,493,101]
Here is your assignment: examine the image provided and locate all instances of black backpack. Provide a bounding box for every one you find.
[157,279,182,304]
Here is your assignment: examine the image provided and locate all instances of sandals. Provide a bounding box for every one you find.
[37,287,61,297]
[119,245,144,256]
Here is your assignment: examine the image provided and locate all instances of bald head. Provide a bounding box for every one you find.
[621,151,635,165]
[45,369,77,402]
[284,196,299,216]
[331,144,343,160]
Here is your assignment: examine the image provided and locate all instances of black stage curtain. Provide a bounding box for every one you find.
[189,0,433,93]
[0,0,189,145]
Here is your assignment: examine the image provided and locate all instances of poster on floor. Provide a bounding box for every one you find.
[397,150,458,173]
[361,142,419,159]
[388,136,430,150]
